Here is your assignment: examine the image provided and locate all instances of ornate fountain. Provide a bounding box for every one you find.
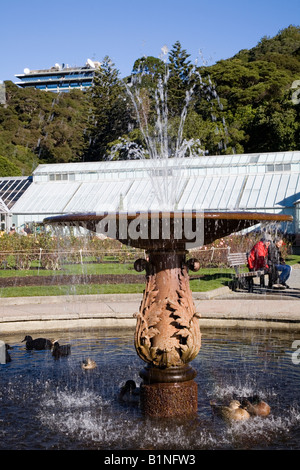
[44,209,292,417]
[43,49,293,417]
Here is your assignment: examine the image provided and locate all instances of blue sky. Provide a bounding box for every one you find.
[1,0,299,83]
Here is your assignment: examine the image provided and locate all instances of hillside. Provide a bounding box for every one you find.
[204,25,300,154]
[0,83,90,175]
[0,25,300,176]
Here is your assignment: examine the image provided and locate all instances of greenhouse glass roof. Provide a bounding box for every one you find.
[0,177,32,213]
[11,151,300,218]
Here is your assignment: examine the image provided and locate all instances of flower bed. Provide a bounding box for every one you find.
[0,233,143,270]
[0,232,291,272]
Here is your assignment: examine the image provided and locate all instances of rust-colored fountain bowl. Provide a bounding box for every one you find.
[44,210,293,250]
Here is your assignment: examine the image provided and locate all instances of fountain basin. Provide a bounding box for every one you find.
[44,210,293,250]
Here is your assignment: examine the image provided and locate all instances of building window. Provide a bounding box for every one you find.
[266,164,291,172]
[49,173,68,181]
[151,169,173,177]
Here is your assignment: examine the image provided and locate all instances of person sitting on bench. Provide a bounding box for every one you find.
[267,237,291,288]
[247,235,272,287]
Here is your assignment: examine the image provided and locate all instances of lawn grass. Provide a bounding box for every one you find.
[0,283,146,298]
[0,267,233,297]
[285,254,300,265]
[0,262,138,277]
[0,255,299,298]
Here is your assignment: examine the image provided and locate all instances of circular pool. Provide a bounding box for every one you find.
[1,327,300,450]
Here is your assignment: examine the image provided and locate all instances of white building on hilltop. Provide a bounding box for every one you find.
[15,59,101,93]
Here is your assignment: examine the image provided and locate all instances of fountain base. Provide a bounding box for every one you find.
[139,365,198,417]
[140,381,198,418]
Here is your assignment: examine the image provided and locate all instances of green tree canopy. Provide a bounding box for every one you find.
[0,26,300,174]
[84,56,132,160]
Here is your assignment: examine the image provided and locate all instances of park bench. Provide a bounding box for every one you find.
[228,252,271,293]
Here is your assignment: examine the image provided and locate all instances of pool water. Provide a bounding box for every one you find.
[1,327,300,450]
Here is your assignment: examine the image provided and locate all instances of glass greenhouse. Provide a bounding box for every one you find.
[3,151,300,236]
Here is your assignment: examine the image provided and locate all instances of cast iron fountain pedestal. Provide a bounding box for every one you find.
[44,210,292,418]
[134,249,201,417]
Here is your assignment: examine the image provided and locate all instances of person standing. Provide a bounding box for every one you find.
[24,223,32,235]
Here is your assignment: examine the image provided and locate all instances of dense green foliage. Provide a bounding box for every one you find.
[0,25,300,175]
[0,83,90,174]
[207,25,300,153]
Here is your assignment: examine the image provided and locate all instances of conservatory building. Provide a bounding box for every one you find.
[0,176,32,231]
[5,151,300,243]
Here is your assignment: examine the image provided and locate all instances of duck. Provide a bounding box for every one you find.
[22,335,54,351]
[119,380,141,404]
[241,396,271,417]
[210,400,250,421]
[81,358,97,370]
[5,344,12,363]
[52,341,71,359]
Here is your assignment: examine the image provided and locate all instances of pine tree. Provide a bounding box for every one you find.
[167,41,194,116]
[84,57,131,160]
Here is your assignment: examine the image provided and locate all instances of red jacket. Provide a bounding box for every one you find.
[247,241,269,271]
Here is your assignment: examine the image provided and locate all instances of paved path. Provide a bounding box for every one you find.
[0,265,299,335]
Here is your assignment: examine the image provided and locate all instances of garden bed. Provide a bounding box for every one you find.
[0,273,203,287]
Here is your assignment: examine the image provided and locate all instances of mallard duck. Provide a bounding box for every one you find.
[241,396,271,416]
[52,341,71,359]
[81,358,97,370]
[119,380,140,404]
[210,400,250,421]
[22,335,54,351]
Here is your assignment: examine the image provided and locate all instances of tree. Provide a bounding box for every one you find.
[84,57,132,160]
[0,81,89,173]
[245,101,299,153]
[132,56,165,79]
[0,155,22,176]
[167,41,194,116]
